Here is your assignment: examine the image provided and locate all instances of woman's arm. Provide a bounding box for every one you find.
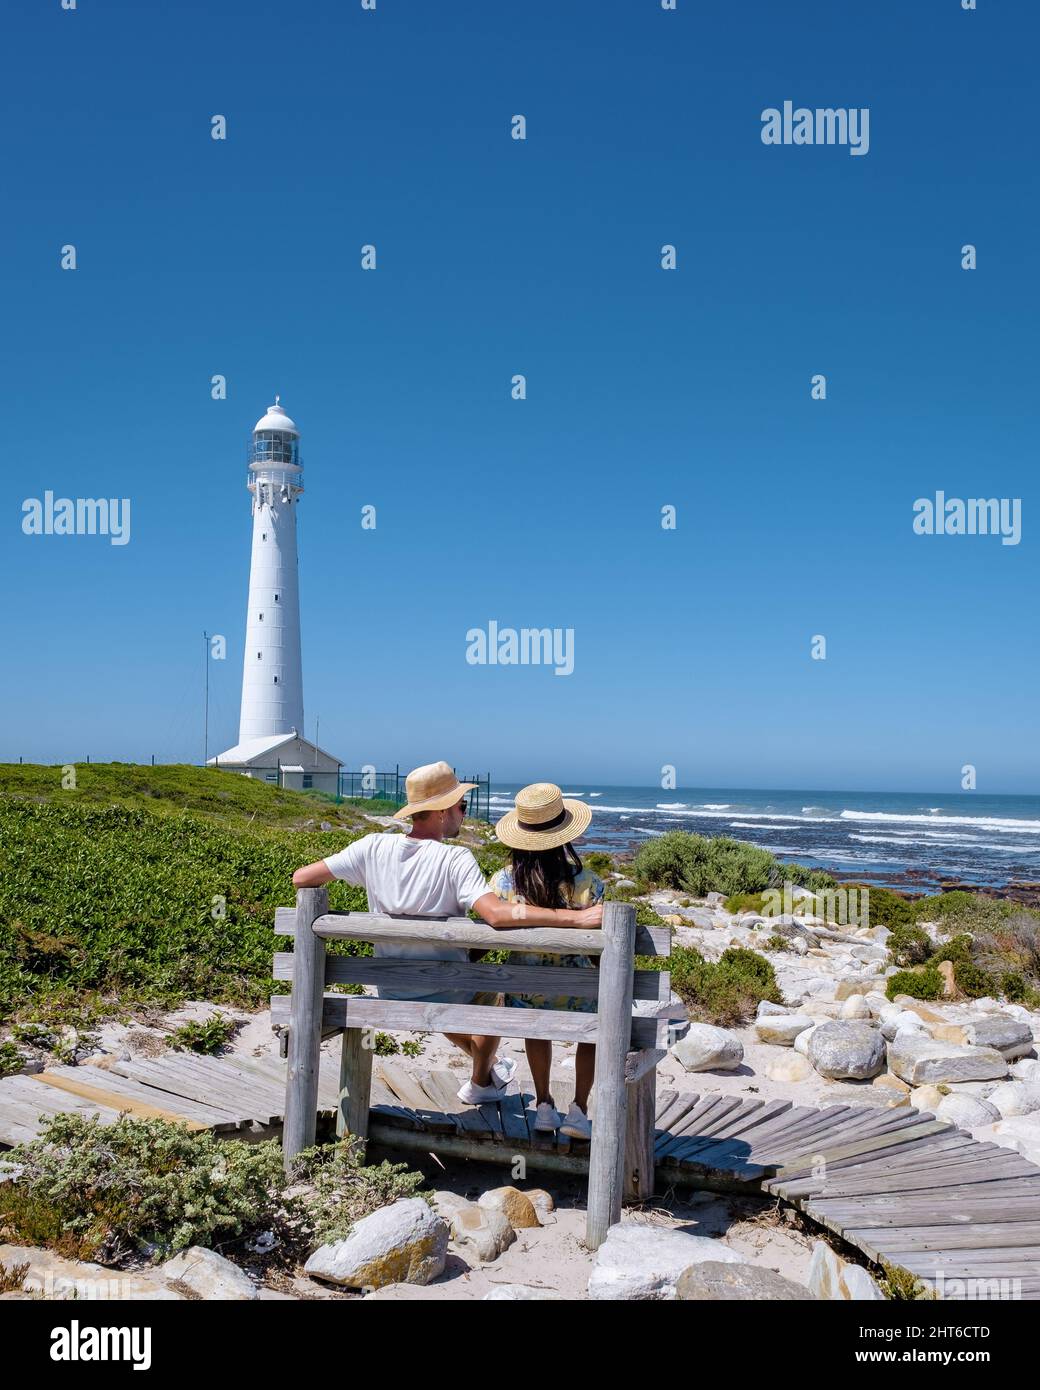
[472,893,602,930]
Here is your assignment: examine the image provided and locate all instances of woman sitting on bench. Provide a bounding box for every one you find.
[488,783,603,1140]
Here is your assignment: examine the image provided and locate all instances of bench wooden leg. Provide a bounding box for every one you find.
[337,1028,373,1149]
[623,1068,657,1202]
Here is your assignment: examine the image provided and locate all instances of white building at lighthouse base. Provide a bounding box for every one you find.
[208,732,342,794]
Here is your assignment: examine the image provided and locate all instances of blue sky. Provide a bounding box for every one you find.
[3,0,1037,792]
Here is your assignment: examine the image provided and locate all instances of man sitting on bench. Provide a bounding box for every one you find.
[292,760,603,1103]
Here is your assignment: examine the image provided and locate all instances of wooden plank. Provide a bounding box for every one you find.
[587,903,636,1249]
[655,1097,758,1160]
[107,1058,265,1125]
[274,905,671,957]
[418,1069,493,1137]
[377,1061,458,1134]
[494,1082,531,1148]
[141,1055,284,1122]
[275,953,672,1003]
[282,886,328,1169]
[755,1108,918,1161]
[32,1071,208,1131]
[337,1029,373,1143]
[4,1075,127,1125]
[866,1224,1040,1251]
[270,992,662,1048]
[624,1048,668,1084]
[773,1119,952,1176]
[667,1099,795,1168]
[45,1064,246,1129]
[652,1091,703,1135]
[624,1069,657,1202]
[775,1143,1007,1199]
[791,1157,1040,1202]
[366,1120,594,1176]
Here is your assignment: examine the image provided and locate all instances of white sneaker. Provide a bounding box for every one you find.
[457,1078,508,1105]
[559,1102,592,1140]
[491,1056,517,1088]
[534,1101,561,1133]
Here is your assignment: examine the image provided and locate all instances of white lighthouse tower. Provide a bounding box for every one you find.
[210,399,342,793]
[238,398,305,741]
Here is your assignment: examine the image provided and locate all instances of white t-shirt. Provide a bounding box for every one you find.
[323,833,489,1002]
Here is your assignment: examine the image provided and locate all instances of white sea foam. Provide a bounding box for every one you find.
[840,809,1040,833]
[657,802,688,809]
[700,803,731,810]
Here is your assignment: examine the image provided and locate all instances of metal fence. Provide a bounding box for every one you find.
[338,766,492,823]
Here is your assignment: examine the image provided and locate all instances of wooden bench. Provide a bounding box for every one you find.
[275,889,682,1247]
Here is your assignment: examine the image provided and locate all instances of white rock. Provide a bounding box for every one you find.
[754,1014,814,1046]
[587,1224,744,1301]
[879,1009,928,1042]
[1011,1058,1040,1081]
[766,1052,812,1083]
[960,1016,1035,1060]
[808,1241,884,1300]
[304,1199,448,1289]
[793,1025,818,1057]
[808,1021,886,1080]
[671,1023,744,1072]
[887,1035,1008,1086]
[841,995,871,1019]
[994,1114,1040,1165]
[934,1094,1001,1128]
[986,1081,1040,1119]
[160,1246,258,1300]
[756,1001,790,1017]
[450,1204,516,1262]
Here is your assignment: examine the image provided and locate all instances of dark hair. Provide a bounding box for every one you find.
[510,843,583,909]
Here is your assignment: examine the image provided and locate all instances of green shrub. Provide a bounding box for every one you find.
[887,925,931,968]
[928,933,973,966]
[0,1113,295,1264]
[953,961,996,999]
[845,885,916,930]
[168,1013,238,1055]
[583,852,615,877]
[0,1114,429,1268]
[0,1041,24,1077]
[763,934,790,952]
[782,864,838,891]
[886,968,944,1001]
[632,832,775,897]
[999,971,1027,1002]
[669,945,783,1026]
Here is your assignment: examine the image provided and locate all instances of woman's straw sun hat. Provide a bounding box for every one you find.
[494,782,593,851]
[393,761,477,820]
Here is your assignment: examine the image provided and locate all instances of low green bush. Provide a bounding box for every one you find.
[0,1041,24,1077]
[952,960,996,999]
[167,1013,238,1055]
[633,832,776,898]
[583,852,615,877]
[928,933,974,966]
[669,945,783,1026]
[886,968,944,1001]
[0,1113,428,1267]
[887,925,932,968]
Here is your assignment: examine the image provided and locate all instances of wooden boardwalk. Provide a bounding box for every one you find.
[3,1060,1039,1297]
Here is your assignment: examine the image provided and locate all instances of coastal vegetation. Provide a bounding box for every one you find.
[0,1112,426,1267]
[633,830,837,898]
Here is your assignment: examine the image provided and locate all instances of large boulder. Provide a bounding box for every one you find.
[587,1224,744,1301]
[993,1114,1040,1166]
[887,1035,1008,1086]
[0,1244,181,1300]
[450,1204,516,1262]
[483,1284,563,1300]
[160,1247,258,1300]
[808,1021,886,1080]
[675,1261,814,1301]
[959,1016,1035,1060]
[304,1199,448,1289]
[754,1014,814,1046]
[671,1023,743,1072]
[934,1093,1001,1128]
[808,1241,885,1300]
[477,1186,540,1230]
[986,1081,1040,1120]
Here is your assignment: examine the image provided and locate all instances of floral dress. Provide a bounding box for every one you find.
[487,866,604,1014]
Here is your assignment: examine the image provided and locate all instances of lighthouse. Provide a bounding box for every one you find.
[210,400,342,792]
[238,398,305,742]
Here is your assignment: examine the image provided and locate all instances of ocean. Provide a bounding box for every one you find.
[487,785,1040,893]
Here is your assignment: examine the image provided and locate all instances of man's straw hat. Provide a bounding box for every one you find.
[393,761,477,820]
[494,782,593,851]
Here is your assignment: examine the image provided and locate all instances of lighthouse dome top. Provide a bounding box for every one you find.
[253,397,298,436]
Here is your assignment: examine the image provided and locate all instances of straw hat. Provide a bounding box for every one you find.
[393,761,477,820]
[494,782,593,851]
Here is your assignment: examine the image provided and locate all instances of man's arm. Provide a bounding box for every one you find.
[292,860,336,889]
[472,893,603,930]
